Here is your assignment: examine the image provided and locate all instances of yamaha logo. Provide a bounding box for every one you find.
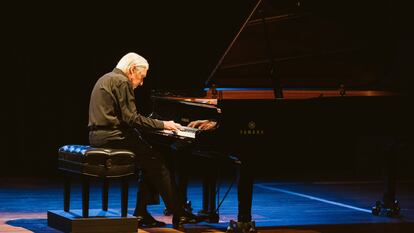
[248,121,256,129]
[240,121,264,135]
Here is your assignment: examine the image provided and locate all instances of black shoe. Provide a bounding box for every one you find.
[183,210,201,222]
[165,201,194,216]
[136,214,166,228]
[172,213,199,229]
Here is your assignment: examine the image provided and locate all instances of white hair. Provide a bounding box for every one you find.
[116,52,149,73]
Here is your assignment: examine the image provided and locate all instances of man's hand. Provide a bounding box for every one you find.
[163,120,183,131]
[187,120,217,130]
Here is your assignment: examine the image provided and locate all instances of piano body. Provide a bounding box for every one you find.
[145,0,410,231]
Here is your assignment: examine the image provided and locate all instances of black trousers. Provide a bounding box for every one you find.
[99,132,182,217]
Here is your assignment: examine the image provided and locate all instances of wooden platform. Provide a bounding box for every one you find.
[47,209,137,233]
[1,177,413,232]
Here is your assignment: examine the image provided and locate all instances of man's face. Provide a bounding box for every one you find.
[131,66,148,89]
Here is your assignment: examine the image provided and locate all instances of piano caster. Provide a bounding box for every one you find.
[226,220,257,233]
[164,201,193,216]
[372,200,401,217]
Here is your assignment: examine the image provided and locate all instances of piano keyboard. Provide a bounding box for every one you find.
[159,126,199,139]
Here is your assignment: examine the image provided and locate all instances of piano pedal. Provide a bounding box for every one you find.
[226,220,257,233]
[371,200,401,217]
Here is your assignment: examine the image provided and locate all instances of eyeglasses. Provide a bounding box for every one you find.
[134,66,147,78]
[135,65,146,70]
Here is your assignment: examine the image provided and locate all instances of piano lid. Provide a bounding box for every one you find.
[205,0,396,91]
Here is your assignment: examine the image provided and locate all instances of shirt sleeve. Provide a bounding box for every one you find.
[115,81,164,130]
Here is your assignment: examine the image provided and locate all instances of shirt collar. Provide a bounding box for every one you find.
[113,68,126,77]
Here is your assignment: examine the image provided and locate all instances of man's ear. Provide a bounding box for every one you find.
[127,65,134,75]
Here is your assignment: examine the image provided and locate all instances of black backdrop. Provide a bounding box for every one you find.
[1,0,257,177]
[1,0,412,178]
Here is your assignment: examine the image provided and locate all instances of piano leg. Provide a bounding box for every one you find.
[382,141,398,208]
[372,136,403,217]
[198,158,220,223]
[226,158,257,233]
[237,161,253,222]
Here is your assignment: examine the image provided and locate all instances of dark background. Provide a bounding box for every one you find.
[1,0,412,180]
[0,0,257,177]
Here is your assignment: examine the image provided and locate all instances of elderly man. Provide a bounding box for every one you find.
[88,52,197,228]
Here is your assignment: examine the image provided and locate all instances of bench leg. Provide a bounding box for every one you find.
[82,176,90,217]
[121,177,129,217]
[102,178,109,211]
[63,174,70,212]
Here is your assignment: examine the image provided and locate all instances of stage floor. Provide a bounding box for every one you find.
[1,177,413,232]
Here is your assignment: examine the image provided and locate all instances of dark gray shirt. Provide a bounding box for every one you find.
[88,68,163,146]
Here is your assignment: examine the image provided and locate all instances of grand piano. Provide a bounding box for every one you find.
[144,0,410,232]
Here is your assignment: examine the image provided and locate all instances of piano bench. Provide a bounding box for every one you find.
[57,144,136,218]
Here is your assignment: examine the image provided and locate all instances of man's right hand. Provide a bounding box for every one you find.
[187,120,217,130]
[163,120,183,131]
